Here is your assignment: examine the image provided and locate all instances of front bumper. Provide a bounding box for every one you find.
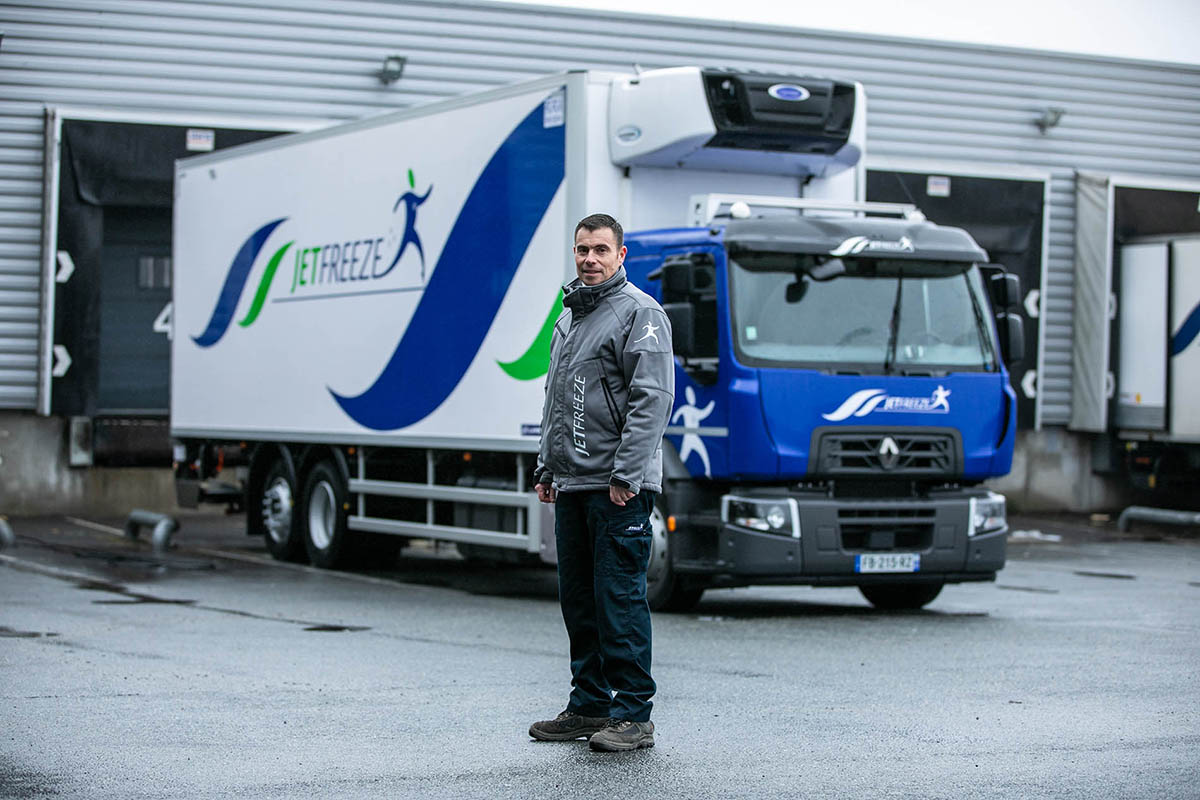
[677,491,1006,587]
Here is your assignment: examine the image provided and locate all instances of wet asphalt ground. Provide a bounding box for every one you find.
[1,511,1198,799]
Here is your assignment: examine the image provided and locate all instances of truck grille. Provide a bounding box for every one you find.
[813,427,960,476]
[838,506,935,551]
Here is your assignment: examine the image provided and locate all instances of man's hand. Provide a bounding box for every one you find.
[609,485,635,506]
[535,483,557,504]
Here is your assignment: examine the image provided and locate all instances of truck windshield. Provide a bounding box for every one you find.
[728,250,997,372]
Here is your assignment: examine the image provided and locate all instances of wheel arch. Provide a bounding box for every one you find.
[296,444,351,487]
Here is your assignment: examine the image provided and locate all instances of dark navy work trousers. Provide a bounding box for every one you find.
[554,489,656,722]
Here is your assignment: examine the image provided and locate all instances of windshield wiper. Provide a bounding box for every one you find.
[883,272,903,374]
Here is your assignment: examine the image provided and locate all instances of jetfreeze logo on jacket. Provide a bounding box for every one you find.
[822,386,951,421]
[571,373,589,457]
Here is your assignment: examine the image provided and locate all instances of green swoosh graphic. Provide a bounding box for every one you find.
[498,290,563,380]
[238,241,294,328]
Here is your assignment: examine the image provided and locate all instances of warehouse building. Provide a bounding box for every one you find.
[2,0,1199,513]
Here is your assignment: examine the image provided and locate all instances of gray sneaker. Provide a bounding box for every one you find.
[529,710,610,741]
[588,718,655,751]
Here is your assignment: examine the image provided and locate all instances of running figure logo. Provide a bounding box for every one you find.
[381,168,432,281]
[670,386,716,477]
[633,322,660,344]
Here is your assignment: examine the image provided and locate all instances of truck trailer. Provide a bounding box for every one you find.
[172,66,1023,610]
[1110,235,1200,495]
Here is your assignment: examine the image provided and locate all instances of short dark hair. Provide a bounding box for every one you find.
[574,213,623,250]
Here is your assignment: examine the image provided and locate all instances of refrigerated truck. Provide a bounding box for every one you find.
[172,66,1023,610]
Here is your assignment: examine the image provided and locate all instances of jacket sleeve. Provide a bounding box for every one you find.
[611,305,675,493]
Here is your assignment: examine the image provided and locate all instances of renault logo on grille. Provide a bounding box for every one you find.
[878,436,900,469]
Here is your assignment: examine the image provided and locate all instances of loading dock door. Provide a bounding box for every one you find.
[867,165,1048,429]
[97,206,172,414]
[47,118,285,462]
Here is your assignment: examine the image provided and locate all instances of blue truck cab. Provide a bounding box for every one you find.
[624,202,1023,610]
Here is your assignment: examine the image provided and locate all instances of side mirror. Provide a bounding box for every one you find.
[663,302,694,358]
[997,311,1025,366]
[658,260,694,301]
[989,271,1021,310]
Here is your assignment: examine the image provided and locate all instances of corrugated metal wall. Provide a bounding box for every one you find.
[3,0,1199,421]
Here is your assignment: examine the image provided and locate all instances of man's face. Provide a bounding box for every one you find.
[574,226,625,286]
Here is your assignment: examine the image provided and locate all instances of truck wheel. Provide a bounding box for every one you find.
[301,461,353,569]
[859,582,944,610]
[646,501,704,612]
[259,459,305,562]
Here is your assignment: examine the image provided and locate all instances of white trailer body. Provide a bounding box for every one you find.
[1169,238,1200,439]
[173,77,575,448]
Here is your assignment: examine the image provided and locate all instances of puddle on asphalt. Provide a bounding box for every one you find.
[18,532,217,577]
[77,579,196,605]
[997,584,1060,594]
[0,625,60,639]
[70,577,369,633]
[303,625,371,632]
[1073,570,1136,580]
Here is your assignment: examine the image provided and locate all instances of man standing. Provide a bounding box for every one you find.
[529,214,674,752]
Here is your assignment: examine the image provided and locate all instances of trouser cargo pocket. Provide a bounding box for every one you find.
[597,493,653,578]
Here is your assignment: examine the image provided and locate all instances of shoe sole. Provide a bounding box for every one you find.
[588,735,655,752]
[529,726,605,742]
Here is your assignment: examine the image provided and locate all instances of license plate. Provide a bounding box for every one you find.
[855,553,920,573]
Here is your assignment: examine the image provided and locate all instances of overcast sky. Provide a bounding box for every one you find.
[499,0,1200,66]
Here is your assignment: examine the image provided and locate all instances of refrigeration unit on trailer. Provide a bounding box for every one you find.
[172,66,1021,609]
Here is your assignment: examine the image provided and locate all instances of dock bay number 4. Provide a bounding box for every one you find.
[153,302,173,340]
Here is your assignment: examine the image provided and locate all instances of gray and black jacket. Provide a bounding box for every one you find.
[535,267,674,494]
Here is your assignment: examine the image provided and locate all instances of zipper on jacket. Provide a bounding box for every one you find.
[598,367,622,433]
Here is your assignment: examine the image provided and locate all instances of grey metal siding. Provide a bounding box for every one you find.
[1,0,1198,420]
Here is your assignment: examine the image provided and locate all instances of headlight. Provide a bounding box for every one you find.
[968,492,1006,536]
[721,496,800,537]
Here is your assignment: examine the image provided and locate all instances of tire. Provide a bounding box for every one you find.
[646,499,705,612]
[859,582,944,610]
[258,458,305,562]
[301,460,354,569]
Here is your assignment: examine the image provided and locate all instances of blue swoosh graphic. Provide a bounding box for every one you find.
[192,218,287,347]
[1170,301,1200,356]
[330,98,566,430]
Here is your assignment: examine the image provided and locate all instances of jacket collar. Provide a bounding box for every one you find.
[563,266,626,316]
